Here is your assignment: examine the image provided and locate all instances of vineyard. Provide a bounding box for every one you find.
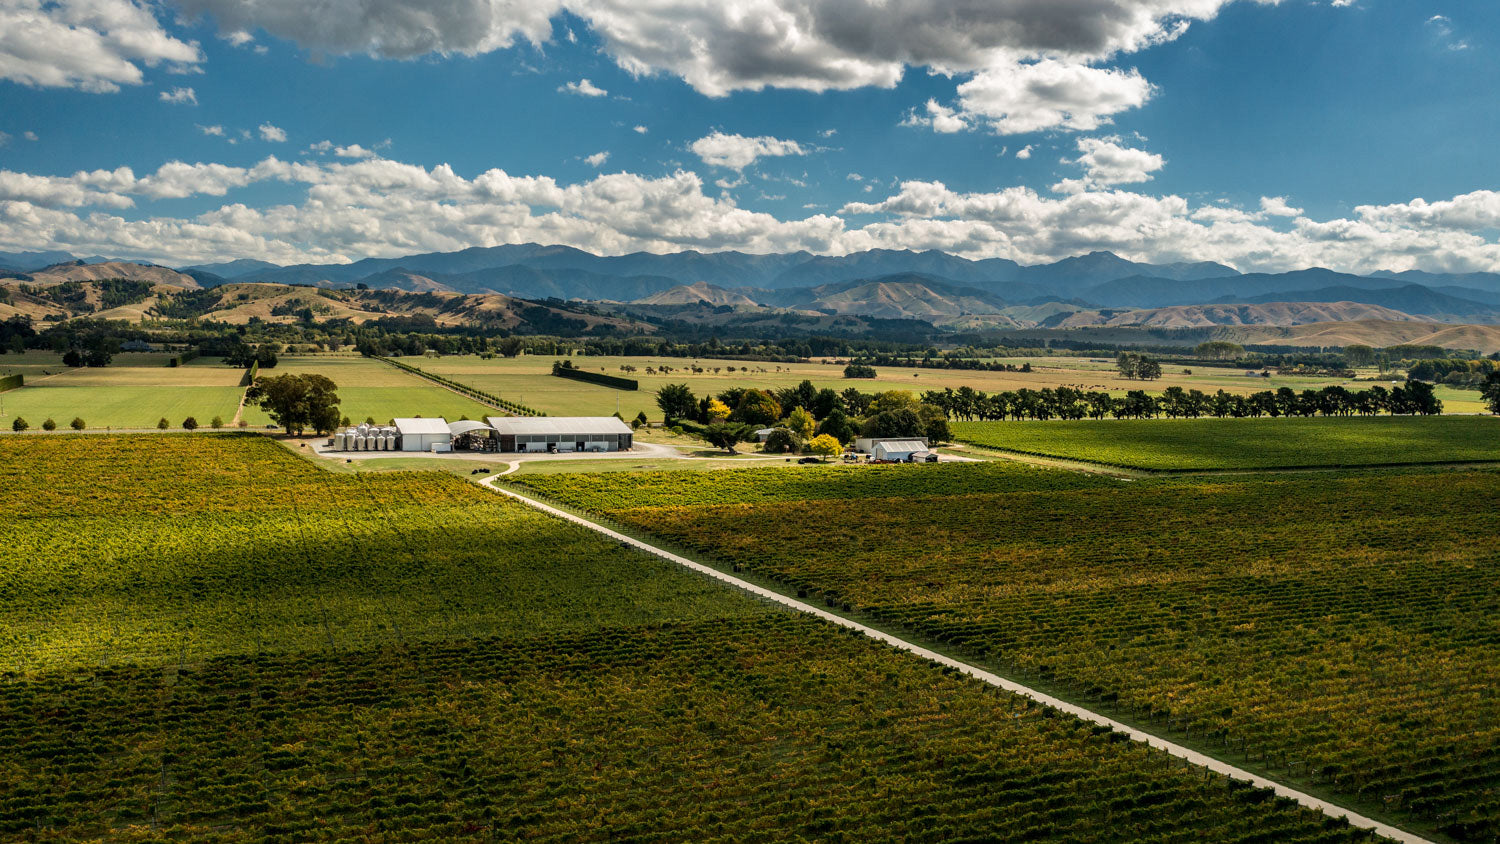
[515,464,1500,841]
[0,434,1390,841]
[951,415,1500,470]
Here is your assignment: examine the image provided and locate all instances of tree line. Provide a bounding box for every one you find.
[921,381,1444,421]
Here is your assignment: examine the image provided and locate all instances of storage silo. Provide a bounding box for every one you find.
[334,431,346,451]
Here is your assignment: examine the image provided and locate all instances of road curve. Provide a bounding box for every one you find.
[479,476,1431,844]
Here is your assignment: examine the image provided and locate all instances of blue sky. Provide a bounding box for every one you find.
[0,0,1496,272]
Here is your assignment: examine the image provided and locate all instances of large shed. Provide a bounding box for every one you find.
[394,417,453,452]
[871,440,930,462]
[486,416,634,453]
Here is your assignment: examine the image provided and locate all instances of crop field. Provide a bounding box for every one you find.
[237,355,495,427]
[514,464,1500,841]
[0,354,245,429]
[410,353,1410,420]
[952,415,1500,470]
[1,435,1374,841]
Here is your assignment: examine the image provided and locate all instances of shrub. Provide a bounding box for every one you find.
[70,417,85,431]
[12,417,29,431]
[182,417,198,430]
[156,417,169,430]
[761,427,804,454]
[42,418,57,431]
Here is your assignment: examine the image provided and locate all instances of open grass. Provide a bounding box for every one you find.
[236,355,495,426]
[952,415,1500,470]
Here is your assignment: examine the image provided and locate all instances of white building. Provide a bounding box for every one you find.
[870,440,930,462]
[394,417,453,452]
[486,416,634,453]
[854,436,930,456]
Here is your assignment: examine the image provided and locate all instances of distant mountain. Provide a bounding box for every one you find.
[1016,251,1239,295]
[182,258,282,279]
[751,273,1011,322]
[1372,269,1500,295]
[635,282,761,307]
[769,249,1022,288]
[1082,268,1408,309]
[1222,284,1500,323]
[24,261,201,289]
[1052,301,1420,329]
[0,250,79,273]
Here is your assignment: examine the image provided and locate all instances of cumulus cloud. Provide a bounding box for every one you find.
[5,149,1499,275]
[335,144,378,159]
[632,124,648,134]
[0,0,203,92]
[258,123,288,142]
[902,99,968,133]
[198,124,225,136]
[1053,136,1164,193]
[1260,196,1303,217]
[560,77,608,96]
[690,132,806,170]
[584,150,610,167]
[948,59,1154,135]
[1016,145,1034,159]
[159,86,197,105]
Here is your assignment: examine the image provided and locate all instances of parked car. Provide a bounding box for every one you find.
[797,456,823,464]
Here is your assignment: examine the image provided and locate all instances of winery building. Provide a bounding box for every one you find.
[485,416,634,453]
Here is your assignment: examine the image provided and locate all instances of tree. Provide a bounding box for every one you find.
[733,389,782,426]
[806,433,842,458]
[705,397,732,422]
[1344,344,1377,367]
[811,388,842,420]
[156,417,169,429]
[1195,341,1244,360]
[182,416,198,430]
[785,406,816,439]
[916,403,950,443]
[861,408,923,439]
[869,390,920,415]
[69,417,85,430]
[843,364,877,378]
[62,349,84,367]
[210,416,224,429]
[815,408,857,444]
[12,417,27,431]
[703,422,750,453]
[656,383,697,422]
[761,427,803,454]
[42,417,56,431]
[1480,371,1500,415]
[245,373,342,435]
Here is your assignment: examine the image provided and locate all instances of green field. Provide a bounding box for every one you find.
[952,415,1500,470]
[236,355,496,427]
[514,463,1500,841]
[0,434,1369,841]
[0,354,246,429]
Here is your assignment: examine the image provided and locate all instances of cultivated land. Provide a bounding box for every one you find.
[405,352,1500,419]
[236,355,495,427]
[951,416,1500,471]
[0,435,1369,841]
[0,353,245,429]
[513,462,1500,842]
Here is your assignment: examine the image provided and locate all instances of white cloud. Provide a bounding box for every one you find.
[560,77,608,97]
[847,173,863,181]
[715,175,746,189]
[6,149,1499,276]
[690,131,806,170]
[258,123,288,142]
[223,30,255,47]
[585,150,610,167]
[0,0,203,92]
[0,132,10,148]
[1260,196,1303,217]
[23,131,38,141]
[1016,145,1034,159]
[819,128,837,138]
[633,124,648,134]
[1053,136,1164,193]
[335,144,378,159]
[1425,14,1469,51]
[198,124,225,136]
[949,59,1154,135]
[159,86,197,105]
[902,99,968,133]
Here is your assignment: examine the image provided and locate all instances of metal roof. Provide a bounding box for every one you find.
[873,440,928,452]
[486,416,632,436]
[394,417,451,435]
[448,420,493,436]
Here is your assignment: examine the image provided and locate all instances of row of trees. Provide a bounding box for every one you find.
[657,379,951,452]
[10,415,228,431]
[922,381,1444,421]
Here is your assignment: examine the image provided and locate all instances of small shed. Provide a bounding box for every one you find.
[872,440,929,462]
[395,417,452,452]
[754,427,777,443]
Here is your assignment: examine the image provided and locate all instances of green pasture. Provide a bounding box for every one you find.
[0,355,246,429]
[952,415,1500,470]
[237,355,495,426]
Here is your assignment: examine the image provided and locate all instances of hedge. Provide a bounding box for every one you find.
[551,364,639,391]
[167,350,200,368]
[374,356,544,416]
[0,373,22,393]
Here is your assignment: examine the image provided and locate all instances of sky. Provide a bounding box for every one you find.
[0,0,1497,273]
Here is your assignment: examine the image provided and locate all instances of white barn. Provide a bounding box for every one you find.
[486,416,634,453]
[854,436,930,456]
[394,417,453,452]
[871,440,930,462]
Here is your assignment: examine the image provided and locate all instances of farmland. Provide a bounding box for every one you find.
[514,463,1500,841]
[0,434,1370,841]
[952,415,1500,470]
[236,355,495,427]
[0,353,244,429]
